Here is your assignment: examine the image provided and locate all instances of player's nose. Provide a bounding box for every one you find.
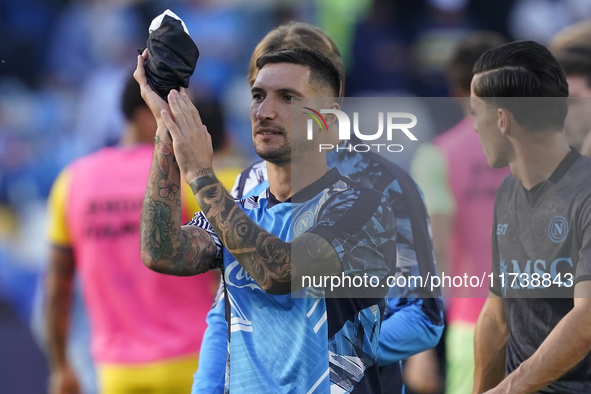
[256,97,277,120]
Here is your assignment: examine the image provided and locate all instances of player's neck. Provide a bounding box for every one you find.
[267,157,330,202]
[510,133,571,190]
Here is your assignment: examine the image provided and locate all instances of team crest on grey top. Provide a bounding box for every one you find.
[548,216,568,243]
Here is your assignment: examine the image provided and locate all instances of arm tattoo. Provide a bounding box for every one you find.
[174,227,219,275]
[193,176,339,293]
[143,199,179,262]
[158,178,178,201]
[189,168,215,194]
[140,136,217,275]
[155,140,170,175]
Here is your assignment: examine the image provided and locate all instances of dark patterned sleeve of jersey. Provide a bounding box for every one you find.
[382,176,441,299]
[186,211,224,269]
[575,195,591,284]
[490,199,503,296]
[307,187,397,280]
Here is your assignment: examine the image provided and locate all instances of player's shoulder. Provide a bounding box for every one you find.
[356,150,421,195]
[326,172,391,211]
[339,176,385,198]
[290,167,386,207]
[53,148,114,187]
[327,168,370,192]
[68,146,122,170]
[233,160,268,198]
[570,154,591,190]
[499,172,519,187]
[239,160,267,177]
[562,155,591,208]
[315,173,395,236]
[497,171,520,191]
[493,172,520,205]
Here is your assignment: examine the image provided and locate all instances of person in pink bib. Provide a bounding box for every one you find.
[45,75,239,394]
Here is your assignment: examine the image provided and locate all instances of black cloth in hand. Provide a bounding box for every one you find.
[144,15,199,101]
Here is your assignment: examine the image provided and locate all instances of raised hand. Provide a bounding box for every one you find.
[161,89,214,186]
[134,49,172,125]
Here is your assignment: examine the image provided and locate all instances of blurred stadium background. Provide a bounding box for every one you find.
[1,0,591,392]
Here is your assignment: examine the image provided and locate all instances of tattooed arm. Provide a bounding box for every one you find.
[152,90,340,293]
[190,174,341,294]
[139,130,220,276]
[155,87,397,295]
[134,51,219,276]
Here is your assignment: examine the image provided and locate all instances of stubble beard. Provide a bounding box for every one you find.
[253,121,292,165]
[254,140,291,165]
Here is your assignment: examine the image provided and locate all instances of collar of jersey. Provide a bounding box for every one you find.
[548,148,581,185]
[523,148,581,202]
[262,167,343,208]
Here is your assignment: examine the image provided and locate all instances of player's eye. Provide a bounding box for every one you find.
[283,95,294,102]
[252,93,264,101]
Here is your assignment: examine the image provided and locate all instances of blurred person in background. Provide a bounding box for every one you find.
[410,0,479,97]
[45,1,144,157]
[44,74,240,394]
[508,0,591,46]
[549,21,591,156]
[555,48,591,151]
[346,0,413,95]
[548,19,591,53]
[192,21,444,394]
[410,32,508,394]
[0,0,62,88]
[473,40,591,394]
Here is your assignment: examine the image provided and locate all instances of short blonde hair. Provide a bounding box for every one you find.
[247,22,345,97]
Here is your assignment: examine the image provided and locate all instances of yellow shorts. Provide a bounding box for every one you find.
[98,354,198,394]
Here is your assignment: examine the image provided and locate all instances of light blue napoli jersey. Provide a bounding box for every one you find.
[224,142,444,393]
[190,168,396,393]
[223,196,328,392]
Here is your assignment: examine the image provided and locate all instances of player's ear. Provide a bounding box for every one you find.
[497,108,510,136]
[325,101,340,128]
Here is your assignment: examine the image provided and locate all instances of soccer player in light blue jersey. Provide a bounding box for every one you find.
[194,22,444,394]
[136,46,398,393]
[195,22,444,394]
